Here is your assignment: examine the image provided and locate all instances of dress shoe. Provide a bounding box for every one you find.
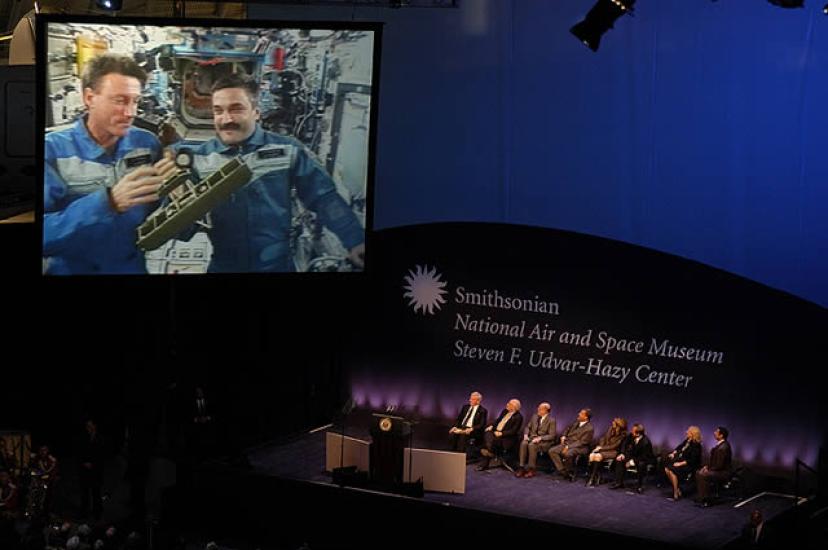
[635,486,644,494]
[477,462,489,471]
[568,472,577,482]
[609,482,624,490]
[524,469,536,478]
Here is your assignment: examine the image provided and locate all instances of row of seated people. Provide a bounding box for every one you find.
[447,392,733,507]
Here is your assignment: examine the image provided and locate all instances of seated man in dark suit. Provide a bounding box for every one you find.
[516,402,556,478]
[477,399,523,471]
[548,408,594,481]
[448,391,488,454]
[610,422,654,493]
[695,426,733,507]
[739,509,773,548]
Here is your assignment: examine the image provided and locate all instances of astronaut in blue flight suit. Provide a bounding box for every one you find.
[43,54,176,275]
[183,74,365,273]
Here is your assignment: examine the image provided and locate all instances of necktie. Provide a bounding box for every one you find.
[461,407,473,427]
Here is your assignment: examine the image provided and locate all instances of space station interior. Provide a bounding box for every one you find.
[46,23,374,273]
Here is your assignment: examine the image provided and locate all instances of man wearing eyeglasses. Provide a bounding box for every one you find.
[43,54,176,274]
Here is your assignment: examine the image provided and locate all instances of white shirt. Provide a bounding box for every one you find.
[496,412,514,432]
[578,421,587,428]
[464,405,478,428]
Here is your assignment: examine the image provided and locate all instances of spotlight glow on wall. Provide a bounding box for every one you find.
[95,0,124,10]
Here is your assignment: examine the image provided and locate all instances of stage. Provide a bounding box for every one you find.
[243,425,799,549]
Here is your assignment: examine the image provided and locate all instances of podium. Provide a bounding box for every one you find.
[369,413,412,485]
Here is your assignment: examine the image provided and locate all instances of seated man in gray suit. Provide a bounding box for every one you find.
[515,402,556,478]
[548,408,594,481]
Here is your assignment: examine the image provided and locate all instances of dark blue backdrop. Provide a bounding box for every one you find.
[252,0,828,307]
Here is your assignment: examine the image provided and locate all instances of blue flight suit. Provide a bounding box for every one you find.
[185,125,363,272]
[43,117,163,274]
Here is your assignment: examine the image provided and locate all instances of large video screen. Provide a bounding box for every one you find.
[38,16,379,274]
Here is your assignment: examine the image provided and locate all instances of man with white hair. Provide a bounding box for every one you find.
[448,391,488,454]
[477,398,523,471]
[515,402,557,478]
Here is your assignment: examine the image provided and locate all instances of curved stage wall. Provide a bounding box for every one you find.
[349,223,827,470]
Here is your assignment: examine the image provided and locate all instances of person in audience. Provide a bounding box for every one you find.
[191,385,219,460]
[193,386,213,425]
[124,530,145,550]
[585,417,627,486]
[0,470,18,517]
[29,444,59,518]
[103,525,120,550]
[0,439,16,475]
[610,422,653,493]
[448,391,488,454]
[78,419,105,520]
[664,425,703,501]
[47,520,73,549]
[548,408,594,481]
[739,509,774,548]
[695,426,733,507]
[477,399,523,471]
[32,444,59,477]
[77,523,93,547]
[515,402,556,478]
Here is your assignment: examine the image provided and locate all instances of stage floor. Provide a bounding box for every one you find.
[246,430,794,549]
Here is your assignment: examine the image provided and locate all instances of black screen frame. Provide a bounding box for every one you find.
[35,13,383,280]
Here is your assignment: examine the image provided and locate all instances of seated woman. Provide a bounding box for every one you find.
[585,417,627,486]
[663,425,702,501]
